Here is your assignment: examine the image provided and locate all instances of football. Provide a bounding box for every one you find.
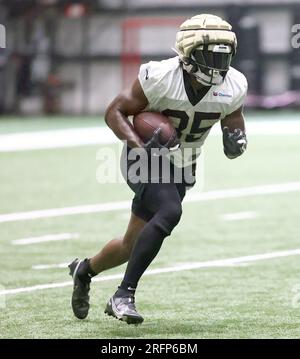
[133,111,179,148]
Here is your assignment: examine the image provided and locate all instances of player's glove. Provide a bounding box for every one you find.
[143,128,180,155]
[143,128,164,152]
[223,127,247,159]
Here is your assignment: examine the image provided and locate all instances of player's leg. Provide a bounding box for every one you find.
[105,182,185,324]
[89,213,147,273]
[69,212,146,320]
[120,183,184,290]
[68,143,152,320]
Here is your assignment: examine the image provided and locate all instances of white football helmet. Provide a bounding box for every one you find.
[175,14,237,86]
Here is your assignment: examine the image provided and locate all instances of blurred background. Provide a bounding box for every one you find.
[0,0,300,116]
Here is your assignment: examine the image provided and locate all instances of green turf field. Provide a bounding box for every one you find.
[0,112,300,339]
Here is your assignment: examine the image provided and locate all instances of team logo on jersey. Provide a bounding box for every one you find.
[213,91,232,98]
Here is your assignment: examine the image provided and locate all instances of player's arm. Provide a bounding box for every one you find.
[105,78,148,149]
[220,106,247,159]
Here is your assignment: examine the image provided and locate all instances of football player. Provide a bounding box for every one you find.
[69,14,248,324]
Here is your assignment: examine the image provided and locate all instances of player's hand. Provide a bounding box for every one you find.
[223,127,247,159]
[143,128,181,155]
[143,128,164,152]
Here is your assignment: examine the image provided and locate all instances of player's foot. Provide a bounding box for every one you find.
[104,291,144,325]
[69,258,91,319]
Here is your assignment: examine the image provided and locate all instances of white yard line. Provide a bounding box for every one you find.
[1,248,300,296]
[0,120,300,152]
[0,201,131,223]
[0,127,116,152]
[32,263,71,270]
[0,182,299,224]
[222,211,257,221]
[12,233,79,246]
[32,261,248,270]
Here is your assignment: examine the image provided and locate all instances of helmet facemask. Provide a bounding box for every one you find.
[184,43,234,86]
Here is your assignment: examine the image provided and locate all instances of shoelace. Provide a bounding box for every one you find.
[116,295,136,308]
[125,296,138,311]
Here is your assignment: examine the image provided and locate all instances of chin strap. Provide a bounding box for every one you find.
[193,70,224,86]
[180,58,224,86]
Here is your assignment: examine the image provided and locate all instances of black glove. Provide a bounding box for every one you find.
[143,128,180,155]
[223,127,247,159]
[143,128,164,153]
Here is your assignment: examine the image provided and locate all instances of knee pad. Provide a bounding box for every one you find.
[154,202,182,236]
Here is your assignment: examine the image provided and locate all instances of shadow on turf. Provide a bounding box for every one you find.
[94,317,218,338]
